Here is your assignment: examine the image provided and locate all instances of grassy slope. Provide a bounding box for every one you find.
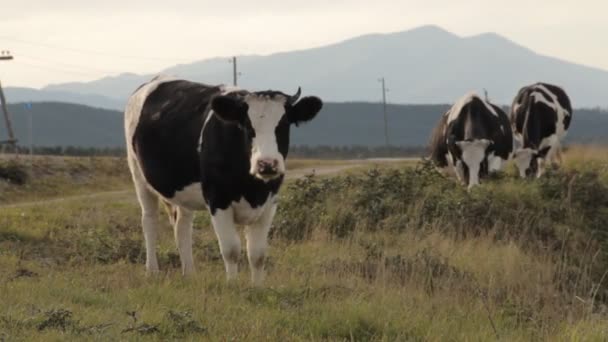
[0,149,607,340]
[0,156,131,205]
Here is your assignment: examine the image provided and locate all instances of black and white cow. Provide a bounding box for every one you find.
[430,93,513,189]
[125,76,322,285]
[510,82,572,178]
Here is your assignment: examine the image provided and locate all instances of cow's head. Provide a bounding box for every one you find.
[514,146,550,178]
[455,139,492,190]
[211,88,322,181]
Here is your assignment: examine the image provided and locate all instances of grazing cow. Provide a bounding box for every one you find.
[125,76,322,285]
[430,93,513,189]
[510,82,573,178]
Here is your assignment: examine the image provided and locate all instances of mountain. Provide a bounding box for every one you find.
[3,101,606,148]
[7,25,605,110]
[5,87,124,110]
[5,102,123,147]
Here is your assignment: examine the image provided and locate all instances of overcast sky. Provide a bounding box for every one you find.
[0,0,606,88]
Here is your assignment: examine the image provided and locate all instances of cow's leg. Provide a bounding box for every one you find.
[536,157,546,178]
[133,180,160,274]
[454,160,465,184]
[246,203,276,286]
[552,143,563,167]
[211,207,241,281]
[173,206,195,275]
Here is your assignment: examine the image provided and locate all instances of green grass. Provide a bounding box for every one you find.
[1,150,608,340]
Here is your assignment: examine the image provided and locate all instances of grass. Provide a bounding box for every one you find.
[0,156,130,205]
[1,148,608,340]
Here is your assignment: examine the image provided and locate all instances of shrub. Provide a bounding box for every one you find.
[272,159,608,302]
[0,160,28,185]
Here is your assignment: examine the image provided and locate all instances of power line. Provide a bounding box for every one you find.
[18,54,122,74]
[12,60,108,77]
[0,35,192,63]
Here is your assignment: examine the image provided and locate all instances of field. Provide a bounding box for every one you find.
[0,148,607,341]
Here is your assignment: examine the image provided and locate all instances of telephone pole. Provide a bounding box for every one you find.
[0,50,17,149]
[229,56,240,86]
[378,77,389,147]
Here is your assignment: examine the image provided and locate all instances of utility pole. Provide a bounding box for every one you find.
[228,56,241,87]
[378,77,389,147]
[25,103,33,156]
[0,51,17,150]
[483,88,489,102]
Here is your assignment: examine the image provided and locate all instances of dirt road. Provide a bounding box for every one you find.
[0,160,401,209]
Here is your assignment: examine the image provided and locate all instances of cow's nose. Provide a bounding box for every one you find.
[257,159,279,176]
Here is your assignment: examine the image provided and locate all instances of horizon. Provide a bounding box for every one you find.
[0,1,606,89]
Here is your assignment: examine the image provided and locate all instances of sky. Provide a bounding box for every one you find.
[0,0,606,88]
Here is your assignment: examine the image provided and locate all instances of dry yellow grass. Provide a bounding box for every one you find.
[0,148,607,340]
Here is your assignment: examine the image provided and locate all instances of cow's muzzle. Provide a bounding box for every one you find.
[255,158,282,180]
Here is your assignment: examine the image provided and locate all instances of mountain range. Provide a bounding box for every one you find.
[6,25,608,110]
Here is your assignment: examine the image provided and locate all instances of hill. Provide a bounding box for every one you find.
[3,101,607,149]
[7,25,608,109]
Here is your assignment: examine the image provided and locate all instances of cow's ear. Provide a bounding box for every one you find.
[211,96,248,124]
[288,96,323,126]
[537,146,551,158]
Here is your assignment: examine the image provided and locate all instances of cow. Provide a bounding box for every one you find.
[509,82,573,178]
[429,93,513,189]
[124,76,322,285]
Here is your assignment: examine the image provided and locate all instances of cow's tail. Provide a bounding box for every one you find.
[428,113,449,167]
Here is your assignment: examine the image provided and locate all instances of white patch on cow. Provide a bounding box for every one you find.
[447,92,476,124]
[168,182,205,211]
[513,102,521,114]
[210,195,276,283]
[173,207,195,275]
[456,139,491,189]
[245,95,287,179]
[454,160,465,183]
[446,153,454,168]
[245,200,276,286]
[219,85,241,94]
[514,148,534,178]
[483,102,498,117]
[231,195,274,226]
[211,207,241,281]
[197,109,215,153]
[488,152,504,172]
[446,92,497,125]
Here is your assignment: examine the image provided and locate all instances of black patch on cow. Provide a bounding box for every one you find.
[132,80,220,198]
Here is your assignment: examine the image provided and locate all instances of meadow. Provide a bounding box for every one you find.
[0,147,607,341]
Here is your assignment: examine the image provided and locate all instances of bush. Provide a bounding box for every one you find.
[272,159,608,302]
[0,160,28,185]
